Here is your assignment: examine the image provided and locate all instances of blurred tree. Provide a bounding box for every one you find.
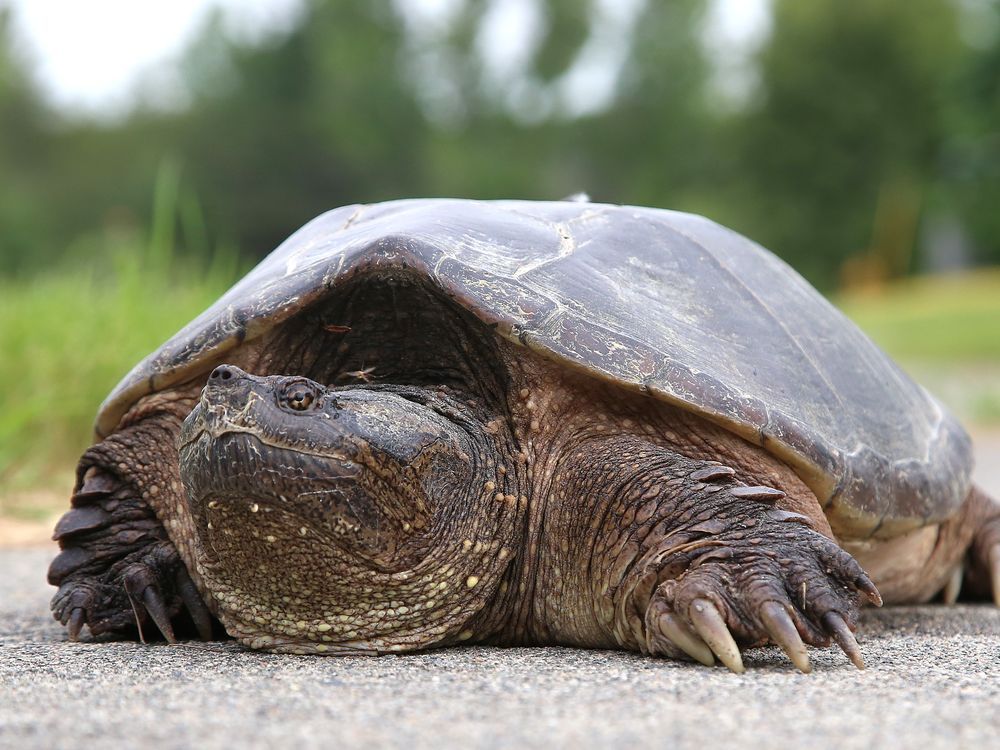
[173,0,434,256]
[0,8,52,274]
[578,0,715,210]
[2,0,998,289]
[946,0,1000,266]
[417,0,714,209]
[727,0,964,288]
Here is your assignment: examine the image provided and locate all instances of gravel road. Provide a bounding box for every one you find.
[2,546,998,750]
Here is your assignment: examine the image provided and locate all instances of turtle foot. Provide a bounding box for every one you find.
[49,463,216,643]
[964,489,1000,605]
[641,503,879,673]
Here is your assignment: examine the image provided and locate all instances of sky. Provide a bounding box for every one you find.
[4,0,770,116]
[5,0,306,113]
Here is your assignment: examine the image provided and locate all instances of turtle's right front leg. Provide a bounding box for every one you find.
[48,396,215,642]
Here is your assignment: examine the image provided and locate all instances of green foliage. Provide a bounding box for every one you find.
[722,0,964,287]
[0,171,243,490]
[0,8,53,274]
[3,0,998,286]
[578,0,716,208]
[0,249,239,489]
[837,270,1000,359]
[835,269,1000,427]
[946,1,1000,266]
[172,0,435,255]
[532,0,591,82]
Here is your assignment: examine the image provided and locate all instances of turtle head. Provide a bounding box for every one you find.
[177,365,517,653]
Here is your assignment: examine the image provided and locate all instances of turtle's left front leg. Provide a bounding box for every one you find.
[48,393,215,642]
[544,436,880,673]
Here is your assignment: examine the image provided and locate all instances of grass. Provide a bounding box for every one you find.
[835,269,1000,360]
[0,240,242,499]
[0,160,245,507]
[835,270,1000,423]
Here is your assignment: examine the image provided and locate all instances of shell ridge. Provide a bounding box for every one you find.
[512,222,577,279]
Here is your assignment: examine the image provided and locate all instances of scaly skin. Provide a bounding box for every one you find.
[49,389,210,642]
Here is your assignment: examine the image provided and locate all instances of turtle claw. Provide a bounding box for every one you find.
[177,567,213,641]
[759,601,810,673]
[652,609,715,666]
[67,607,87,641]
[143,586,177,644]
[125,566,177,643]
[856,572,883,607]
[942,564,963,605]
[128,586,177,643]
[689,599,744,674]
[641,490,876,673]
[823,611,865,670]
[989,543,1000,606]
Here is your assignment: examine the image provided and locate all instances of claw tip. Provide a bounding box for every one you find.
[67,607,86,642]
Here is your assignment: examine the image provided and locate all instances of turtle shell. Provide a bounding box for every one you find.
[97,199,972,539]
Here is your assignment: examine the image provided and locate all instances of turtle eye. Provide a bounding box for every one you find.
[282,383,317,412]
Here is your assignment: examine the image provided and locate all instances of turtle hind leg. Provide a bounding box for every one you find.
[49,446,215,643]
[960,486,1000,604]
[845,484,1000,606]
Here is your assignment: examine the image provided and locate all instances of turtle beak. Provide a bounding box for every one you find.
[179,365,260,450]
[200,365,258,419]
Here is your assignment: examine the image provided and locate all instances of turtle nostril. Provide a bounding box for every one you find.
[210,365,237,382]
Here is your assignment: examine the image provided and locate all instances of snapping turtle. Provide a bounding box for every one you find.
[50,199,1000,672]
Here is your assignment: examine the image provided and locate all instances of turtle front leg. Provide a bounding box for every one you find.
[633,501,880,673]
[48,395,215,642]
[546,436,880,673]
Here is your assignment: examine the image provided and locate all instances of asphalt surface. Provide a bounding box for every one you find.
[1,547,997,750]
